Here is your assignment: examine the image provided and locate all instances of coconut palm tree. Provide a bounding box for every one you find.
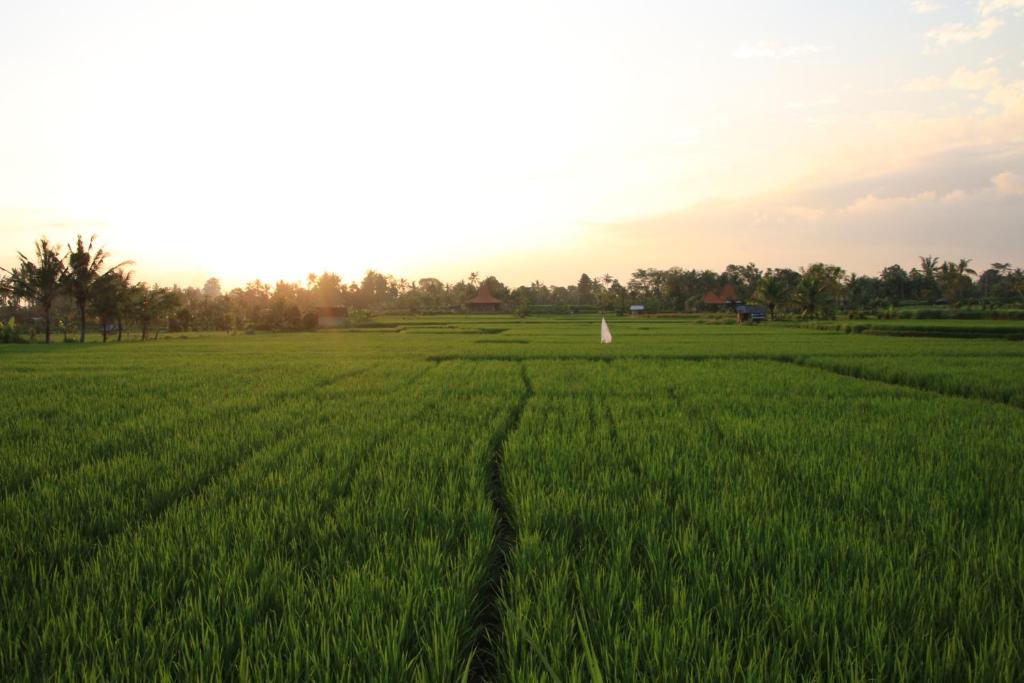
[937,259,977,307]
[793,264,844,318]
[0,274,11,307]
[793,277,824,318]
[1,238,66,342]
[753,274,792,320]
[955,258,977,278]
[917,255,941,301]
[64,235,131,342]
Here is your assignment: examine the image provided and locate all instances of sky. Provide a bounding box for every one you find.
[1,0,1022,289]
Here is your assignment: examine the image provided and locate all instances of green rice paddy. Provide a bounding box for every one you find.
[2,317,1022,681]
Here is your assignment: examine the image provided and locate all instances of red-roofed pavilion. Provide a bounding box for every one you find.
[702,283,742,307]
[719,283,739,302]
[467,285,502,312]
[702,292,726,305]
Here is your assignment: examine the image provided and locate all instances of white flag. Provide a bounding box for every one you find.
[600,317,613,344]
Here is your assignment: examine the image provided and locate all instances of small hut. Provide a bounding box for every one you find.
[629,304,645,316]
[735,305,767,323]
[316,306,348,327]
[466,285,502,312]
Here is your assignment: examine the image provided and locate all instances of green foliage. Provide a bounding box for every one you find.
[0,316,24,343]
[1,238,66,342]
[347,308,373,326]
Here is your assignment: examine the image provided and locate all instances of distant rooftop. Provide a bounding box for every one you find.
[468,285,502,305]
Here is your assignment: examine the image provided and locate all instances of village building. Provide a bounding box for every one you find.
[316,306,348,328]
[702,283,741,307]
[702,283,766,322]
[466,285,502,312]
[629,304,645,315]
[735,304,767,323]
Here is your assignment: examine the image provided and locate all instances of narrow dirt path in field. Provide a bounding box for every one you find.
[467,363,533,683]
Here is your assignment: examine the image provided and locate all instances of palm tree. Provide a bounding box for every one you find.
[937,259,977,307]
[917,255,941,301]
[0,274,11,307]
[793,276,826,318]
[918,255,939,279]
[793,264,844,319]
[1,238,66,342]
[955,258,977,278]
[753,274,792,320]
[64,235,131,343]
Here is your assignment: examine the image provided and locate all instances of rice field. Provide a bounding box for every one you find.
[2,317,1023,681]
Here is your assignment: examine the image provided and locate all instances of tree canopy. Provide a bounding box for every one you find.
[4,234,1024,341]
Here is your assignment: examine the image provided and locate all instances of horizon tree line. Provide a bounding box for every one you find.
[3,235,1024,342]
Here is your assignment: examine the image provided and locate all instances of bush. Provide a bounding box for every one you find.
[348,309,373,326]
[0,317,26,343]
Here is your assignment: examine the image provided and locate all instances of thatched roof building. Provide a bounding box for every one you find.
[467,285,502,312]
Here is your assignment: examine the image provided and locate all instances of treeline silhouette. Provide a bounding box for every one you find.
[2,235,1023,342]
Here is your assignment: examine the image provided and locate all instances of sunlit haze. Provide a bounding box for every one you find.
[2,1,1023,288]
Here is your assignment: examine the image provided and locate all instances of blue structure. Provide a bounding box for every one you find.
[734,305,767,323]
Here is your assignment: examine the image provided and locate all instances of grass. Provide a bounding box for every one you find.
[2,316,1022,680]
[801,319,1024,340]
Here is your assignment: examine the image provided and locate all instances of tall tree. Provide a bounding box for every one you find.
[91,269,133,342]
[937,259,977,307]
[793,263,844,318]
[879,264,910,305]
[725,263,763,300]
[1,238,66,343]
[576,273,595,305]
[131,284,178,340]
[753,273,792,320]
[0,274,12,310]
[311,272,345,307]
[64,235,130,342]
[202,277,222,299]
[916,255,941,302]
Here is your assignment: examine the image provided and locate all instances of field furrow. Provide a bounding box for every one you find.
[499,359,1024,681]
[467,363,532,683]
[786,354,1024,409]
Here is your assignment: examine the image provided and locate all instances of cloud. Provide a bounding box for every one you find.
[734,42,823,60]
[797,144,1024,206]
[948,66,1001,90]
[781,205,826,221]
[785,96,840,110]
[992,171,1024,194]
[841,191,938,214]
[904,75,947,92]
[926,17,1002,46]
[912,1,941,13]
[978,0,1024,16]
[983,77,1024,108]
[593,143,1024,274]
[906,66,1002,91]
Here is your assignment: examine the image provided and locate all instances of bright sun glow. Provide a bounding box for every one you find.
[1,1,1023,286]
